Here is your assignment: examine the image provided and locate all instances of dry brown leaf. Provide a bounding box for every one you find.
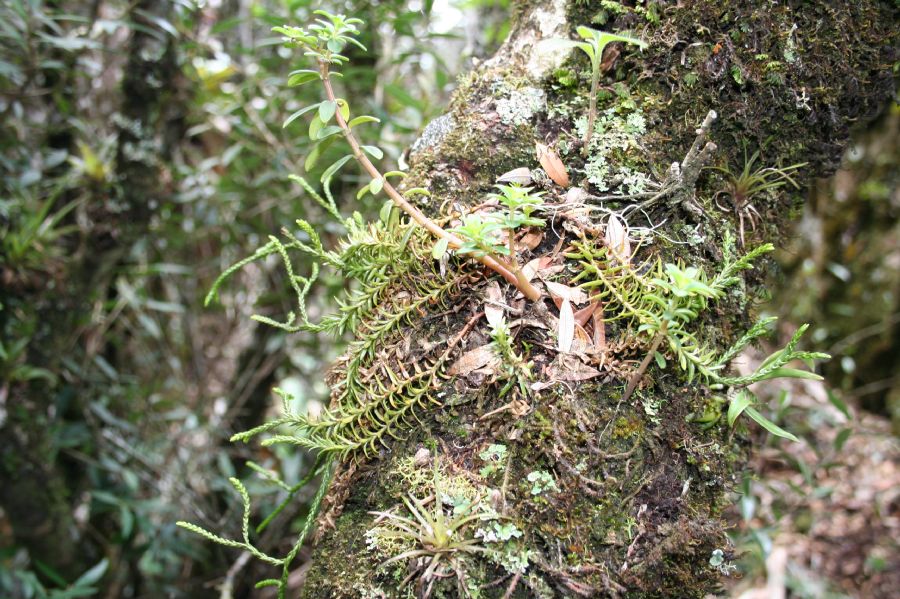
[519,230,544,251]
[448,344,499,376]
[592,306,607,350]
[605,214,632,263]
[574,301,600,327]
[554,354,603,381]
[571,323,593,353]
[545,281,589,305]
[483,281,504,329]
[536,142,570,188]
[557,298,575,353]
[496,167,532,185]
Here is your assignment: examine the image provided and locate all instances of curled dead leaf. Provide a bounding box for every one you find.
[448,344,500,377]
[536,142,570,188]
[605,214,632,263]
[545,281,589,305]
[557,298,575,353]
[496,167,533,185]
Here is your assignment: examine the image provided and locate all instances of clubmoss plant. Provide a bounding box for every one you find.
[568,238,829,436]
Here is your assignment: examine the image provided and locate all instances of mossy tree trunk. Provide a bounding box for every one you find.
[294,1,896,597]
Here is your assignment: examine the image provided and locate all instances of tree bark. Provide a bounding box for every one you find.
[292,1,896,597]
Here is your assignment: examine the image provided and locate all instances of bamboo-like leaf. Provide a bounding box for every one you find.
[744,406,799,442]
[728,389,753,427]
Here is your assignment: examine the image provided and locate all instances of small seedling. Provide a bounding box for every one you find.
[449,183,545,296]
[544,27,647,155]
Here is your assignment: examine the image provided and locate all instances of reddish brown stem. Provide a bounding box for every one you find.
[318,62,542,302]
[621,327,665,403]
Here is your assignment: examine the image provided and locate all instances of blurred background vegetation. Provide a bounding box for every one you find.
[0,1,895,598]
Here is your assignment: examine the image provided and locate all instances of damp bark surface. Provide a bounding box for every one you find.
[296,1,897,597]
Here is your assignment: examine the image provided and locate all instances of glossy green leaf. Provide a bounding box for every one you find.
[370,177,384,195]
[361,145,383,160]
[308,114,324,140]
[320,155,353,184]
[287,70,319,86]
[403,187,431,197]
[348,115,380,128]
[318,100,337,123]
[315,125,342,140]
[283,102,322,128]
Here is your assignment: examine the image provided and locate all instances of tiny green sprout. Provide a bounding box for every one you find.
[450,213,508,258]
[450,184,545,291]
[544,27,647,154]
[489,318,534,399]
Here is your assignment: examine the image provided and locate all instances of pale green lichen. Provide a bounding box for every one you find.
[577,106,653,194]
[526,470,558,495]
[493,84,546,127]
[478,443,508,477]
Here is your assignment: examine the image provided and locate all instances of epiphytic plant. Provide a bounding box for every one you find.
[544,26,647,155]
[447,183,546,291]
[710,148,807,246]
[569,238,829,438]
[273,11,542,301]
